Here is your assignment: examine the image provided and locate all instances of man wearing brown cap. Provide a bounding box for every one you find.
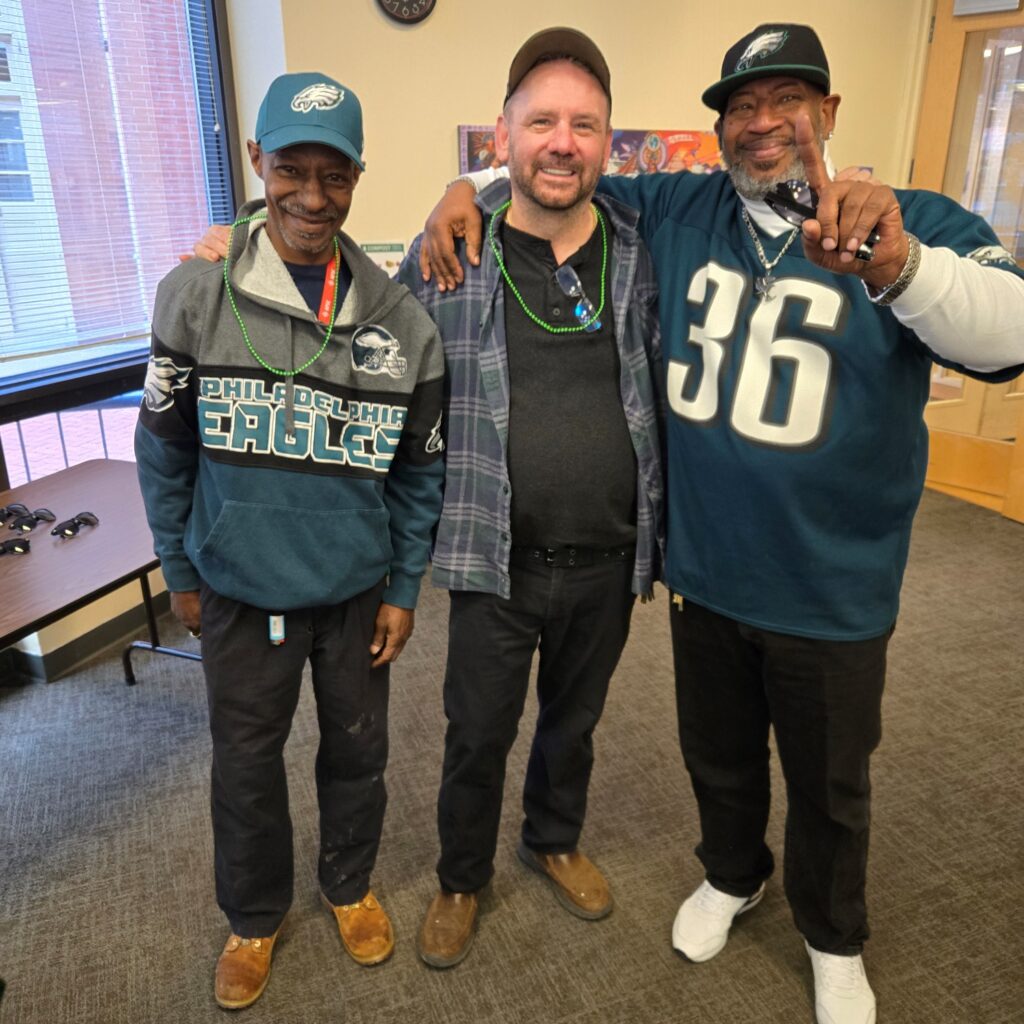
[422,21,1024,1024]
[398,27,664,968]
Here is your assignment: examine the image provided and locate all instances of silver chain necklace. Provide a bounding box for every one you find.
[741,206,799,301]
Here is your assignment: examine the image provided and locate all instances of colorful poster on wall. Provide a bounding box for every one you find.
[458,125,723,176]
[608,130,723,175]
[458,125,504,175]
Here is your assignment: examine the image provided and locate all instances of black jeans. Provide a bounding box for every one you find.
[200,579,389,937]
[670,598,890,955]
[436,557,635,893]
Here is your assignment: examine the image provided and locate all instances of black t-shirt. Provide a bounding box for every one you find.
[500,216,637,549]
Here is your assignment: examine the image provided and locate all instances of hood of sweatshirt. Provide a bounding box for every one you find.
[228,198,406,330]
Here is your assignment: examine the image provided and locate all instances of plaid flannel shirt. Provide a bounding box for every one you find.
[399,180,665,599]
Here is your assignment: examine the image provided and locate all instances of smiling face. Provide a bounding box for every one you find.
[717,76,839,199]
[496,58,612,216]
[247,140,361,264]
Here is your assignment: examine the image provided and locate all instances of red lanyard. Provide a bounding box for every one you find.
[318,254,339,325]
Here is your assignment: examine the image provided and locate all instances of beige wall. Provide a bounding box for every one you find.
[227,0,286,200]
[224,0,934,245]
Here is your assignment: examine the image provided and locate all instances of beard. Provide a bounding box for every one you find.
[275,201,340,256]
[507,146,600,213]
[725,143,818,201]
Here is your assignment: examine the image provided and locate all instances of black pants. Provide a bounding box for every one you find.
[436,557,635,893]
[200,580,389,937]
[670,598,890,955]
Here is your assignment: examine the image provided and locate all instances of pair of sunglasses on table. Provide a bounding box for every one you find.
[764,180,879,262]
[0,506,100,554]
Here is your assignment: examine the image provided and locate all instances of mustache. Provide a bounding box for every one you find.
[279,202,338,222]
[533,157,582,172]
[737,137,794,154]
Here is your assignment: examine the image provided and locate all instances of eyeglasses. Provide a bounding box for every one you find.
[8,508,56,533]
[0,536,31,555]
[51,512,100,538]
[763,179,879,262]
[0,503,30,522]
[554,264,602,333]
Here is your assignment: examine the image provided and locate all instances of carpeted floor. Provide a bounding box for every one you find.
[1,488,1022,1024]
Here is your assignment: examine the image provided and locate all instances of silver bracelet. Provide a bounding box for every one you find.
[445,174,480,193]
[872,233,921,307]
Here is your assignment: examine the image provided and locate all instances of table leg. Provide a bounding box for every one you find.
[123,572,202,685]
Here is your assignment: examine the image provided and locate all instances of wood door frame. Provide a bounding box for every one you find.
[912,0,1024,522]
[911,0,1024,192]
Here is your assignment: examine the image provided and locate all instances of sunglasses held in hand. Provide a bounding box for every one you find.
[764,180,880,262]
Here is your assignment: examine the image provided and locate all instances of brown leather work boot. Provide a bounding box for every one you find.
[214,929,280,1010]
[516,841,613,920]
[417,890,479,969]
[322,889,394,966]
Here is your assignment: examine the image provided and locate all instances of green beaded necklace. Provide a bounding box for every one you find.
[487,200,607,334]
[223,211,341,376]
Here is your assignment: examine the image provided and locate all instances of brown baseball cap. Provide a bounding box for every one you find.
[504,27,611,107]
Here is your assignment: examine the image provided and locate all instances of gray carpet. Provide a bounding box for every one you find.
[1,488,1022,1024]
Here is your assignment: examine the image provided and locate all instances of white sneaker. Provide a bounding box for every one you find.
[671,879,765,962]
[805,941,877,1024]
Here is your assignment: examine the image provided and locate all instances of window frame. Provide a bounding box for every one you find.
[0,0,244,489]
[0,106,33,201]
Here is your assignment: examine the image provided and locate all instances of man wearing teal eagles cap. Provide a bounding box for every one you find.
[135,72,446,1009]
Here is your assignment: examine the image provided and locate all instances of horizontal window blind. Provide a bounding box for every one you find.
[0,0,236,382]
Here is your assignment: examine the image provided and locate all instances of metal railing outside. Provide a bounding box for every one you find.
[0,391,141,488]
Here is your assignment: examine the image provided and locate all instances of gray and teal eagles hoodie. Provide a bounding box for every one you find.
[135,199,445,611]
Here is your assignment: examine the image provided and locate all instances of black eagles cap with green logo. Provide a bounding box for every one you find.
[701,23,830,113]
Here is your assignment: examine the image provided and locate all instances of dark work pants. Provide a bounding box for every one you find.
[670,598,890,955]
[200,579,389,937]
[437,558,636,893]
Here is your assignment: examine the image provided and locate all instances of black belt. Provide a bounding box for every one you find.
[509,544,635,569]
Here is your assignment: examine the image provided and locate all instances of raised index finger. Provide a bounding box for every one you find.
[794,113,830,192]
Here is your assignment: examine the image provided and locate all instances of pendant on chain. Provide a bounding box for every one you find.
[756,275,775,301]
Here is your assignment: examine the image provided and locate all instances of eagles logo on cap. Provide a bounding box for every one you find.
[291,83,344,113]
[255,72,365,170]
[702,24,830,114]
[735,30,788,72]
[351,325,407,378]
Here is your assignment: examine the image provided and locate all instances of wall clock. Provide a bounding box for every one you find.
[376,0,435,24]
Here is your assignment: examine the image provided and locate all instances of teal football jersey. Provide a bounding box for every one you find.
[600,171,1024,639]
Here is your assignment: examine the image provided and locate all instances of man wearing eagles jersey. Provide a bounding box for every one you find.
[420,22,1024,1024]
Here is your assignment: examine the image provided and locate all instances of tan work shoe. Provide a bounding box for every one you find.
[516,841,613,920]
[322,889,394,966]
[417,890,479,969]
[214,930,280,1010]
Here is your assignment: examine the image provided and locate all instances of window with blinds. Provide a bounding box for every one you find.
[0,0,236,387]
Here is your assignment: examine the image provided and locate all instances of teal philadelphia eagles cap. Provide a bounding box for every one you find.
[255,72,365,169]
[701,24,830,113]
